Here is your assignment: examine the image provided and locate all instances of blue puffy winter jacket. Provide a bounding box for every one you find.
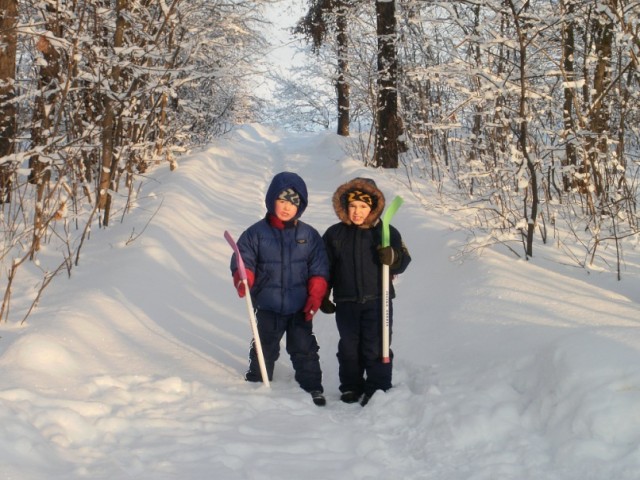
[230,172,329,315]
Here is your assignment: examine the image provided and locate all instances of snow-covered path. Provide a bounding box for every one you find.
[1,125,639,479]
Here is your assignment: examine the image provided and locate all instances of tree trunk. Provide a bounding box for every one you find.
[335,1,350,137]
[506,0,538,257]
[0,0,18,204]
[29,6,62,254]
[561,0,577,192]
[98,0,129,226]
[373,0,404,169]
[469,4,483,164]
[585,10,613,199]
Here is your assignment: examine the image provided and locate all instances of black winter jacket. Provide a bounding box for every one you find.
[323,221,410,303]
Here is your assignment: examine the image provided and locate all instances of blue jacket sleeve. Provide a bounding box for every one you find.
[230,225,259,274]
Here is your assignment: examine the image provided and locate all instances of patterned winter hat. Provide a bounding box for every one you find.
[332,177,385,227]
[278,188,301,206]
[345,189,374,207]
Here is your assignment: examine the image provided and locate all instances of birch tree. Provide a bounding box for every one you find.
[297,0,353,136]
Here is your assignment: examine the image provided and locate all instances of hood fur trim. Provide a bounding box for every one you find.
[332,177,385,227]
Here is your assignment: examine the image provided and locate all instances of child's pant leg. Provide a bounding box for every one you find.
[246,309,286,381]
[286,312,323,392]
[361,300,393,395]
[335,302,365,394]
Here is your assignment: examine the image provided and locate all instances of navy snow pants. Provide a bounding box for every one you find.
[246,309,323,393]
[335,299,393,397]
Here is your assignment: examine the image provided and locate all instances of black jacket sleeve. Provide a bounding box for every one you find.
[389,225,411,275]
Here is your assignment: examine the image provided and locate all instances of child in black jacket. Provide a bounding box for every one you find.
[322,178,411,406]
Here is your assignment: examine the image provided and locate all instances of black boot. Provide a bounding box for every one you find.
[340,391,361,404]
[310,391,326,406]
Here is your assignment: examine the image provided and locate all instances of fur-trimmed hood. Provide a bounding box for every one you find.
[332,177,385,227]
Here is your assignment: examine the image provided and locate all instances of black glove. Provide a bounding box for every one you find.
[320,295,336,314]
[377,245,397,266]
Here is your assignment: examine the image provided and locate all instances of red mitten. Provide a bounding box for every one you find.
[303,276,328,321]
[233,269,255,298]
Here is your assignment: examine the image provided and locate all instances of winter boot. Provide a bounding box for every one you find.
[340,391,361,404]
[310,391,326,406]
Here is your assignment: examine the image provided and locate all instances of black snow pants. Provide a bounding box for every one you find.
[335,299,393,397]
[245,309,323,393]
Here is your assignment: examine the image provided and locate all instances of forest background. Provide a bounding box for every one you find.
[1,0,640,321]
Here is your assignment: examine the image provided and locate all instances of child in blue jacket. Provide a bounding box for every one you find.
[230,172,329,406]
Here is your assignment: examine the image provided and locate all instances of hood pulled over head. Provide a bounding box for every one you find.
[332,177,385,227]
[265,172,308,219]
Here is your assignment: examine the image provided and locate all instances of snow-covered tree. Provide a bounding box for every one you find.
[0,0,270,321]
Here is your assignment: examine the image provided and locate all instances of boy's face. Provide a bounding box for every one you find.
[274,199,298,221]
[348,200,371,225]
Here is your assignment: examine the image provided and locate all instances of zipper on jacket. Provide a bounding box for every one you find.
[279,227,286,312]
[354,227,366,303]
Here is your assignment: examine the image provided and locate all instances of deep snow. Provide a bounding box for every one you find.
[1,124,640,479]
